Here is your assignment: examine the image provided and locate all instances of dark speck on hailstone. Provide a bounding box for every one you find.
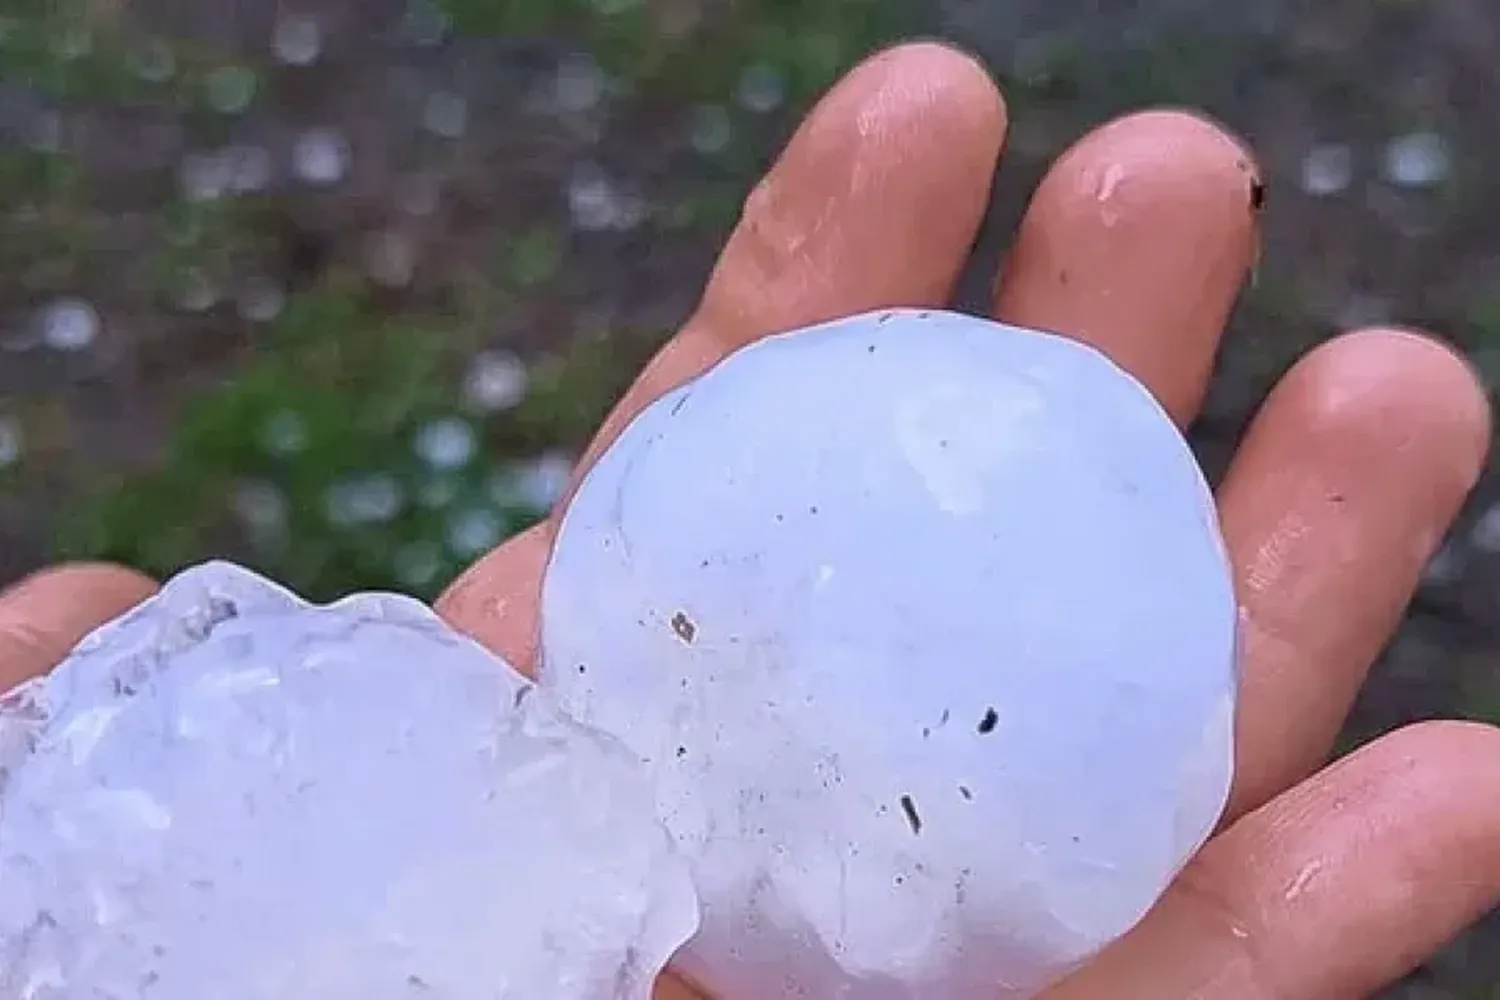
[671,611,697,644]
[899,794,922,834]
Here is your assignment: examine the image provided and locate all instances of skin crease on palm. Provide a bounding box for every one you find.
[4,40,1499,1000]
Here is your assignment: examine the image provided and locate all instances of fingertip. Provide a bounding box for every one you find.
[702,37,1008,341]
[1095,108,1260,193]
[1280,327,1492,498]
[855,40,1009,146]
[1344,326,1491,464]
[996,107,1260,424]
[1015,106,1261,247]
[581,39,1009,481]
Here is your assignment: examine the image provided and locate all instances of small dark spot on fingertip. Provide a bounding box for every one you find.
[1250,179,1266,211]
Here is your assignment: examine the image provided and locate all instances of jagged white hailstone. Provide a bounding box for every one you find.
[540,309,1238,999]
[0,562,698,1000]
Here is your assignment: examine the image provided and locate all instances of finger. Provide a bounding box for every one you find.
[994,109,1260,426]
[1043,720,1500,1000]
[439,42,1009,662]
[653,971,707,1000]
[437,521,551,671]
[1218,329,1490,821]
[574,40,1007,479]
[0,562,159,692]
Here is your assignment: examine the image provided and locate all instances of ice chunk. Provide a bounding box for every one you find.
[540,309,1238,999]
[0,562,698,1000]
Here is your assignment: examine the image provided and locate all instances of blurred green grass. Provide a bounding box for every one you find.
[0,0,1493,610]
[0,0,918,601]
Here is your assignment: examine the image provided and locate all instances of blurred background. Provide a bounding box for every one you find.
[0,0,1497,993]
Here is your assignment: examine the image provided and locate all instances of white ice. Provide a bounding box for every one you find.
[540,308,1238,999]
[0,562,698,1000]
[0,308,1236,1000]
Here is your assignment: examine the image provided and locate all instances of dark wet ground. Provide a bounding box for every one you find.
[0,0,1498,994]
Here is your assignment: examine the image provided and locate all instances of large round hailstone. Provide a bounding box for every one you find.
[0,563,698,1000]
[540,308,1238,999]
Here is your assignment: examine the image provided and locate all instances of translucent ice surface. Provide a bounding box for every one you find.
[540,309,1239,999]
[0,562,698,1000]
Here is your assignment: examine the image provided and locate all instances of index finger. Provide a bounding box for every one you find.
[437,42,1009,666]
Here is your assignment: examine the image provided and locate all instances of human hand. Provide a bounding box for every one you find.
[5,40,1496,1000]
[436,42,1500,999]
